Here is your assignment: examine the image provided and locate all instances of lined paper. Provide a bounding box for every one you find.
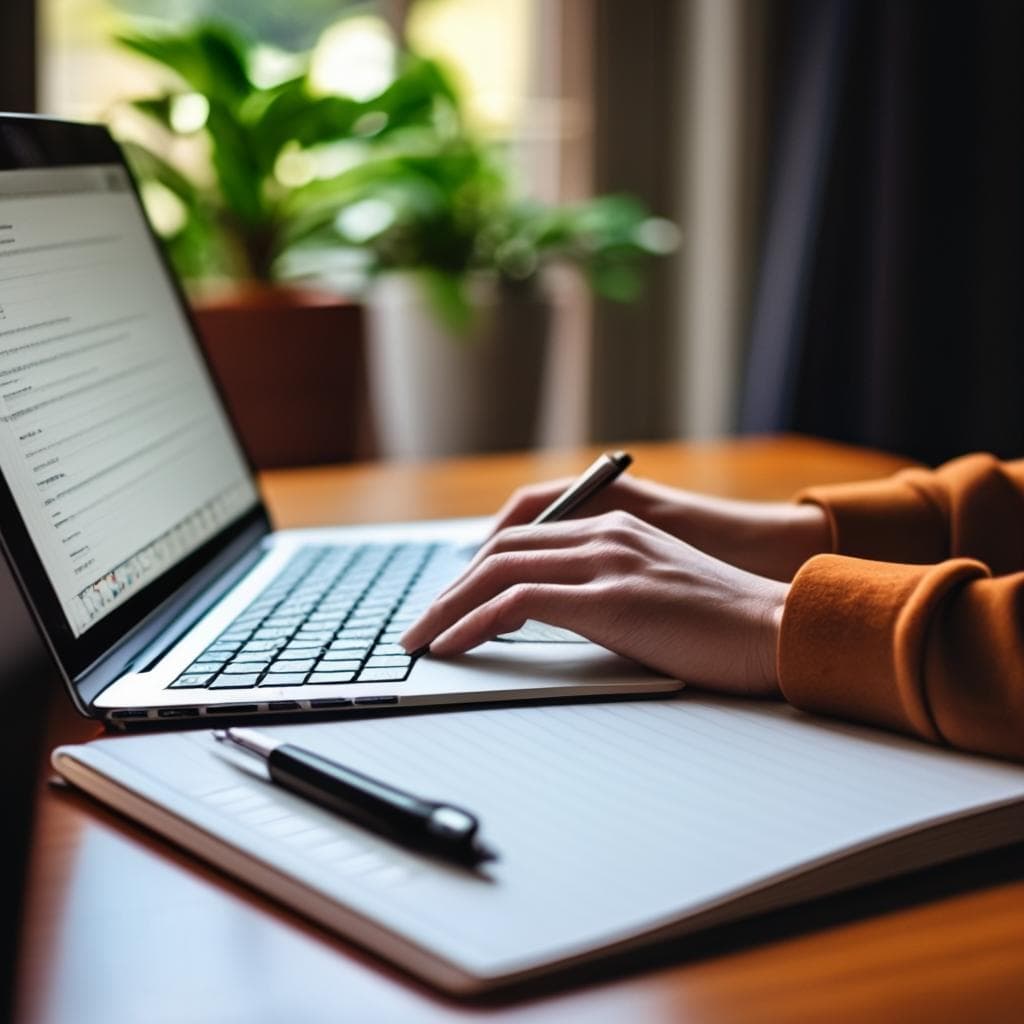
[54,695,1024,985]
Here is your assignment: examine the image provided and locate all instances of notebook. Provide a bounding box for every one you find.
[0,113,679,726]
[52,694,1024,995]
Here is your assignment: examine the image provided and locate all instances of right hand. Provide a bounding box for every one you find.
[489,472,830,582]
[403,510,789,696]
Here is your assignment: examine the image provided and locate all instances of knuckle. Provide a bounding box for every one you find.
[493,522,531,546]
[500,582,539,612]
[513,482,548,504]
[581,526,644,570]
[596,509,640,545]
[479,550,523,581]
[483,528,526,559]
[586,577,621,604]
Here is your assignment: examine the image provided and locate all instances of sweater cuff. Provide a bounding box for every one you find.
[797,471,950,563]
[778,554,990,741]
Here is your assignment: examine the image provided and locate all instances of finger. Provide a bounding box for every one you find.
[430,582,593,656]
[435,518,598,601]
[401,547,598,652]
[489,478,575,534]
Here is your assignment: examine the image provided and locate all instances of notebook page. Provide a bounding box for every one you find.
[54,696,1024,981]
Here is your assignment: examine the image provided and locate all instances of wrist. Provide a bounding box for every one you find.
[784,503,832,570]
[712,501,831,581]
[751,578,788,698]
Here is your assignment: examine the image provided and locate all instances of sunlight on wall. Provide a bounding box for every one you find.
[41,0,535,142]
[308,16,396,101]
[41,0,160,119]
[406,0,533,136]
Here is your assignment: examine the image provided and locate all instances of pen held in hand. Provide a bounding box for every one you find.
[530,450,633,525]
[405,451,634,657]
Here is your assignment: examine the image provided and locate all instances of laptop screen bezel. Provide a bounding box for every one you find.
[0,114,271,682]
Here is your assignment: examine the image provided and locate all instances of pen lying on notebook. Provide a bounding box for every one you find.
[213,727,497,868]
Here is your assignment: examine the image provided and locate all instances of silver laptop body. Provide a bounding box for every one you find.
[0,114,679,728]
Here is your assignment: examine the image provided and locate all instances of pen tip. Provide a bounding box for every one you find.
[474,841,499,864]
[212,729,229,742]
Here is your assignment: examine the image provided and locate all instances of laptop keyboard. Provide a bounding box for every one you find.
[169,542,461,691]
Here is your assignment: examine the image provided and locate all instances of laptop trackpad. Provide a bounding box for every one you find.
[497,620,588,644]
[451,638,660,684]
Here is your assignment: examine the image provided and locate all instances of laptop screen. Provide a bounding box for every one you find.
[0,119,268,679]
[0,158,259,640]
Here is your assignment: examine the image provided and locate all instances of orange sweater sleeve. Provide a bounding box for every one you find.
[778,454,1024,760]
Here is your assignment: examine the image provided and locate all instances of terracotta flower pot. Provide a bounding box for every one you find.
[191,285,372,468]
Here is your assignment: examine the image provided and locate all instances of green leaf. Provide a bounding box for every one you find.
[117,23,254,107]
[120,140,198,206]
[205,102,265,225]
[254,86,363,169]
[364,55,462,132]
[416,269,474,333]
[127,95,176,131]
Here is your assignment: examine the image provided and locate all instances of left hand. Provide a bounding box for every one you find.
[401,511,789,697]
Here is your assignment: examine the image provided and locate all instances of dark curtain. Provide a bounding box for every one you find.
[742,0,1024,465]
[0,0,36,112]
[0,6,39,1016]
[589,0,681,443]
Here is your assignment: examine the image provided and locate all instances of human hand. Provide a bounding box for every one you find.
[489,473,829,582]
[401,511,789,697]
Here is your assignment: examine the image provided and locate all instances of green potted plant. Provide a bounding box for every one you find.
[118,22,675,461]
[112,22,452,465]
[279,70,677,458]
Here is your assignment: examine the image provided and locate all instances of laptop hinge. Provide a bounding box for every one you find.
[73,522,270,708]
[128,543,268,672]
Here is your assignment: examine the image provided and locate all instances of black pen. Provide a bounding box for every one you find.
[531,450,633,524]
[213,727,496,868]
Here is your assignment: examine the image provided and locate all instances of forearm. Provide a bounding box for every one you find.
[660,492,831,582]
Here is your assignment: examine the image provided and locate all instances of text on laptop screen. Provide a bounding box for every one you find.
[0,164,259,637]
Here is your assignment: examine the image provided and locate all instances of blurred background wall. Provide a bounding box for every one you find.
[4,0,1024,465]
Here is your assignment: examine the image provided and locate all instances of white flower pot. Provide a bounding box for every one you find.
[366,273,551,459]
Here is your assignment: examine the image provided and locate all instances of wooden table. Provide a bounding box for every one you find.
[15,436,1024,1023]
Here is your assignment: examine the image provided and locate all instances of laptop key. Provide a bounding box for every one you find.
[188,661,226,674]
[365,655,411,669]
[268,659,316,673]
[258,673,307,687]
[328,639,372,652]
[253,628,294,641]
[208,673,261,689]
[224,659,271,672]
[307,670,356,684]
[317,658,362,671]
[240,640,285,654]
[371,643,409,657]
[170,673,215,688]
[357,667,411,682]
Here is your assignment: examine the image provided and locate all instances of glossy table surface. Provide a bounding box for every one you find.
[16,437,1024,1023]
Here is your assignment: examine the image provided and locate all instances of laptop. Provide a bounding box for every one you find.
[0,114,680,727]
